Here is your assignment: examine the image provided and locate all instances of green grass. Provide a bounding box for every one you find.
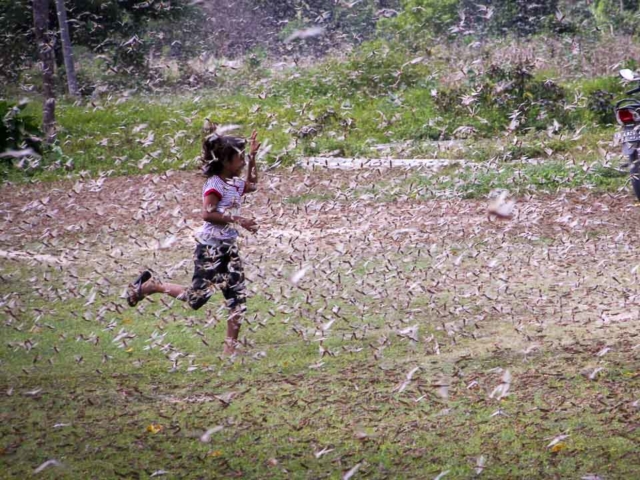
[1,224,639,478]
[2,291,638,478]
[4,93,625,203]
[1,304,637,478]
[446,160,628,198]
[325,158,628,202]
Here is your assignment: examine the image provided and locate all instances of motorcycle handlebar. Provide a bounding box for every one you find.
[615,98,640,109]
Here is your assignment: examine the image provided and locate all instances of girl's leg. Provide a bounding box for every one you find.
[128,246,213,307]
[222,244,246,356]
[141,279,187,300]
[223,306,244,355]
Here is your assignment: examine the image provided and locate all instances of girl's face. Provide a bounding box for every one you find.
[227,152,246,177]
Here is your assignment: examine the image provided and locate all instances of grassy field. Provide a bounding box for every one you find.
[4,12,640,479]
[3,89,628,205]
[1,168,639,479]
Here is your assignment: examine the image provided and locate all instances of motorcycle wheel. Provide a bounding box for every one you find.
[630,157,640,201]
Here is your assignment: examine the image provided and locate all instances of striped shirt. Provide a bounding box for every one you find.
[198,176,246,243]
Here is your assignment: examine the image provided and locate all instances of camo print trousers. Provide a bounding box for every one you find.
[185,241,246,311]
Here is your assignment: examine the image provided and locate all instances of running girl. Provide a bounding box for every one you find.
[126,121,260,355]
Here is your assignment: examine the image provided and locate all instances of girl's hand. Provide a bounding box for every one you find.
[237,216,258,233]
[249,130,261,159]
[245,131,260,187]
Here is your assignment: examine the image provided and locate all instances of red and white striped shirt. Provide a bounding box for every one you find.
[198,176,246,242]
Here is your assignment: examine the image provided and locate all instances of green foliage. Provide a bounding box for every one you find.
[4,16,631,185]
[257,0,393,40]
[432,61,572,137]
[0,0,196,87]
[5,44,624,183]
[65,0,193,48]
[411,158,625,198]
[379,0,459,44]
[574,76,625,126]
[587,89,615,125]
[591,0,640,34]
[381,0,560,45]
[378,0,640,49]
[274,39,433,100]
[0,0,34,84]
[0,100,41,156]
[488,0,559,36]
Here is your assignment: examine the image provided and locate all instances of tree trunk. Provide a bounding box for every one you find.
[32,0,56,142]
[54,0,79,97]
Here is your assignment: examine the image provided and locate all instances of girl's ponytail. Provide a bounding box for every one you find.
[201,119,222,176]
[200,119,247,178]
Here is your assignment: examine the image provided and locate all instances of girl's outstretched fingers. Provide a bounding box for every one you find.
[250,130,260,156]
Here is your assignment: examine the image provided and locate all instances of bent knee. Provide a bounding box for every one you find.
[186,289,211,310]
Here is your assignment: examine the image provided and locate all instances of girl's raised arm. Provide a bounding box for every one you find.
[245,130,260,193]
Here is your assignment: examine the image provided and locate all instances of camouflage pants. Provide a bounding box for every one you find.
[185,241,246,311]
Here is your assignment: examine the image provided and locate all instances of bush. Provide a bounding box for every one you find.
[378,0,458,46]
[274,39,433,100]
[432,61,571,137]
[573,76,625,126]
[0,100,41,158]
[587,90,615,125]
[380,0,560,46]
[591,0,640,35]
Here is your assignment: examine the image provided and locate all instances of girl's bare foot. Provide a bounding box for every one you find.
[126,270,152,307]
[223,338,238,356]
[126,273,163,307]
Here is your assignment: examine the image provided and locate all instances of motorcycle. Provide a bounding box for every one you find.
[614,68,640,201]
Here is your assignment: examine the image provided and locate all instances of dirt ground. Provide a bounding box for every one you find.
[2,167,640,350]
[3,167,640,248]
